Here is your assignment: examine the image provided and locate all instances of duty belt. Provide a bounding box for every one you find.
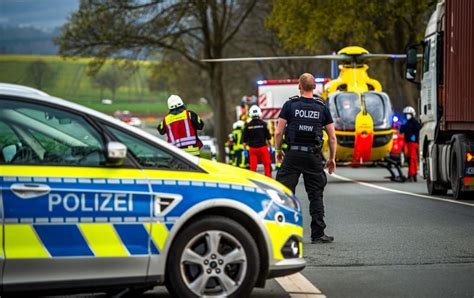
[288,145,320,153]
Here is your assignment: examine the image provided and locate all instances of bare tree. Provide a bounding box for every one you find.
[56,0,257,161]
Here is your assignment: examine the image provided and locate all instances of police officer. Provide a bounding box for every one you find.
[275,73,337,243]
[158,95,204,156]
[400,106,421,182]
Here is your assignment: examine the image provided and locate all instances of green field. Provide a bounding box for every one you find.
[0,55,210,115]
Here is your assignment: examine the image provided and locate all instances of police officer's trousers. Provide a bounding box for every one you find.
[276,150,328,239]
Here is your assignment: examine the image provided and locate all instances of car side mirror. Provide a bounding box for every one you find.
[107,142,127,166]
[405,46,419,84]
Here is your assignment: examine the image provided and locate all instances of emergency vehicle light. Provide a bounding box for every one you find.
[466,152,474,162]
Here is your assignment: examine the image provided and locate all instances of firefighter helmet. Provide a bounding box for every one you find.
[403,106,416,116]
[167,95,184,110]
[249,105,262,118]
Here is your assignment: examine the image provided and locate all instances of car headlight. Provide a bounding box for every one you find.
[251,180,300,210]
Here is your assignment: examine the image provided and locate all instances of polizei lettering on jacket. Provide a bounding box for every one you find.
[294,109,320,119]
[48,192,134,212]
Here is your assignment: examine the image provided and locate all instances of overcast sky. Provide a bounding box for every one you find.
[0,0,79,30]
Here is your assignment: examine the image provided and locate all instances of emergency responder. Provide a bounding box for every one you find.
[232,120,246,168]
[225,133,234,165]
[157,95,204,156]
[275,73,337,243]
[242,105,272,177]
[400,106,421,182]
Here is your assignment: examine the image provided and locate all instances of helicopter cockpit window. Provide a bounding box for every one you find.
[362,92,393,130]
[328,92,361,131]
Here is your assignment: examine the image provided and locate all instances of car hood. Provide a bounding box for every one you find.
[198,158,292,195]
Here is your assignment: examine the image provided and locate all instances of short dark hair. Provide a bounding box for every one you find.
[299,73,315,92]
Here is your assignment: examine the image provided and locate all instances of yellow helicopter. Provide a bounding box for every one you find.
[203,46,406,179]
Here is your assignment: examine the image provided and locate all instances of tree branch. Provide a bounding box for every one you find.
[223,0,257,46]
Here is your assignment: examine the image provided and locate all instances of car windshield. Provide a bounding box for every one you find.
[328,92,361,131]
[362,92,392,130]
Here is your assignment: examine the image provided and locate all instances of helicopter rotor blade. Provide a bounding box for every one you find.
[201,54,351,62]
[202,56,318,62]
[358,54,406,60]
[201,53,421,63]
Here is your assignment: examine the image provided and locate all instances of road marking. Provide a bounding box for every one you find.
[275,272,326,297]
[330,173,474,207]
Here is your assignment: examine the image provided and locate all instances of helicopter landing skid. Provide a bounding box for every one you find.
[378,158,406,182]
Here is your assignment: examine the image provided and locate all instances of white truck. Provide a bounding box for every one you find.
[405,0,474,199]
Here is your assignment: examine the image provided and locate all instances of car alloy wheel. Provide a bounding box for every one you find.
[180,230,247,296]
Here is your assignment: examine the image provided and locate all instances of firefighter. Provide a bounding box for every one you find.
[400,106,421,182]
[232,120,246,168]
[157,95,204,156]
[225,133,234,165]
[242,105,272,177]
[275,73,337,243]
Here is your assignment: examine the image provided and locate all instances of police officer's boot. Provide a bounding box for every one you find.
[311,234,334,244]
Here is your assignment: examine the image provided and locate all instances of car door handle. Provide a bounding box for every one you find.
[10,183,51,199]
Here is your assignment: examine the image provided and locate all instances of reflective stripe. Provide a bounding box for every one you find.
[5,224,49,258]
[79,223,129,257]
[144,222,169,252]
[167,124,176,144]
[183,146,200,156]
[0,225,3,258]
[174,136,197,147]
[184,113,191,136]
[177,139,198,147]
[114,224,150,255]
[34,224,94,257]
[178,136,197,142]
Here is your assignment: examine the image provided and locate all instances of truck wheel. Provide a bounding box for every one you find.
[450,138,471,200]
[165,215,259,298]
[424,152,447,195]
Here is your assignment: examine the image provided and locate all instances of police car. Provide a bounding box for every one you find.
[0,83,304,297]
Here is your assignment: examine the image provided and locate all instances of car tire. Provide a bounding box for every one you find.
[165,215,259,298]
[450,136,472,200]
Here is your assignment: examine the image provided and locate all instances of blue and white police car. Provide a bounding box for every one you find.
[0,83,304,297]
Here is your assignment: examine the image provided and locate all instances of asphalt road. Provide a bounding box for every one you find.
[300,166,474,298]
[49,166,474,297]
